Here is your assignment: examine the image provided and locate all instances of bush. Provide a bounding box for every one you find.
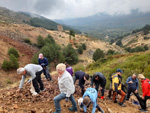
[70,30,75,37]
[45,35,55,44]
[24,38,32,45]
[8,48,19,58]
[2,54,19,71]
[78,46,83,54]
[2,60,12,71]
[63,44,78,65]
[116,39,123,47]
[82,43,86,50]
[9,54,19,69]
[37,35,45,48]
[107,49,116,55]
[93,49,105,61]
[32,53,39,64]
[73,64,85,72]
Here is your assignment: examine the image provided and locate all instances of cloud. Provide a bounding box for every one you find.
[0,0,150,19]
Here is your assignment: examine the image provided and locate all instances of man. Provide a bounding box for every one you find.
[17,64,44,95]
[126,74,139,100]
[78,88,104,113]
[53,63,77,113]
[112,69,126,107]
[91,72,106,99]
[137,74,150,112]
[66,63,73,76]
[38,53,52,81]
[73,71,89,95]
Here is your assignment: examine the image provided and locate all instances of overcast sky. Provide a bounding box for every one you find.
[0,0,150,19]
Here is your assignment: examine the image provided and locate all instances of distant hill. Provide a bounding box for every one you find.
[55,10,150,39]
[0,7,81,34]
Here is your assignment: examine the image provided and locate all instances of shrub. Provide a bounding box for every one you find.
[24,38,32,45]
[9,54,19,69]
[74,64,85,72]
[107,49,116,55]
[8,48,19,58]
[78,46,83,54]
[63,44,78,65]
[116,39,123,47]
[82,43,86,50]
[37,35,45,48]
[70,30,75,37]
[93,48,105,61]
[2,60,12,71]
[32,53,39,64]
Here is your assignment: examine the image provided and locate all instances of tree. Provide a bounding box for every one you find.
[116,39,123,47]
[78,46,83,54]
[107,49,115,55]
[82,43,86,50]
[37,35,45,48]
[144,45,149,51]
[45,34,55,44]
[8,48,19,58]
[70,30,75,37]
[93,49,105,61]
[63,44,78,65]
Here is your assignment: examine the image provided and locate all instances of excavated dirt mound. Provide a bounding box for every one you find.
[0,74,149,113]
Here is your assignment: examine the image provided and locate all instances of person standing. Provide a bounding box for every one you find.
[137,74,150,112]
[112,69,126,107]
[78,88,104,113]
[126,74,139,100]
[38,53,52,81]
[17,64,44,95]
[73,71,89,95]
[66,63,73,76]
[91,72,106,99]
[53,63,78,113]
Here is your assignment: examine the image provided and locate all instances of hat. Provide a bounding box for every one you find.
[116,69,123,73]
[138,74,145,79]
[39,53,43,59]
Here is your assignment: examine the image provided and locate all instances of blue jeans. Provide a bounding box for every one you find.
[54,93,77,113]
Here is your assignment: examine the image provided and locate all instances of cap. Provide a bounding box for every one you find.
[116,69,123,73]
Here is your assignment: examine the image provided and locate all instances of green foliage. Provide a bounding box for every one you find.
[78,46,83,54]
[37,35,45,48]
[8,48,19,58]
[107,49,116,55]
[2,60,11,71]
[31,53,39,64]
[132,24,150,35]
[9,54,19,69]
[87,52,150,89]
[45,35,55,44]
[24,38,32,45]
[144,37,150,40]
[73,64,85,72]
[70,30,75,37]
[82,43,86,50]
[116,39,123,47]
[63,44,78,65]
[2,54,19,71]
[125,46,148,53]
[93,49,105,61]
[29,17,81,34]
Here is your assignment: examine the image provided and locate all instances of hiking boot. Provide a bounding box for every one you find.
[114,101,117,103]
[32,92,38,96]
[41,89,45,92]
[118,103,126,107]
[68,107,78,112]
[139,109,148,112]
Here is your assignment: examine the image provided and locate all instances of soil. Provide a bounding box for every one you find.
[0,74,149,113]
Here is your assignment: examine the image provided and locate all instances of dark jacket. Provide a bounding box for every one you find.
[75,71,85,89]
[91,72,106,87]
[38,57,48,67]
[126,76,139,90]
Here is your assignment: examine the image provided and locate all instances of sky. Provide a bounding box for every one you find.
[0,0,150,19]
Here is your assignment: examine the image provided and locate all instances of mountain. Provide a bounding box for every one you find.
[0,7,81,34]
[55,10,150,39]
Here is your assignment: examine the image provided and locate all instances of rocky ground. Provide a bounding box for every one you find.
[0,74,149,113]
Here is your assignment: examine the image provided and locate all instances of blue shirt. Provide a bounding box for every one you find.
[83,88,98,113]
[126,76,139,90]
[38,57,48,67]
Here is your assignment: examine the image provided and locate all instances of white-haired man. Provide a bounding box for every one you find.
[53,63,78,113]
[17,64,44,95]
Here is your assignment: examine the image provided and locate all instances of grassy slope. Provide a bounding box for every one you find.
[87,52,150,89]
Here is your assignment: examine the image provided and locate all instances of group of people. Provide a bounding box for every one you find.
[16,53,150,113]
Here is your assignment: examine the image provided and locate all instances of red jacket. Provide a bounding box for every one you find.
[141,78,150,97]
